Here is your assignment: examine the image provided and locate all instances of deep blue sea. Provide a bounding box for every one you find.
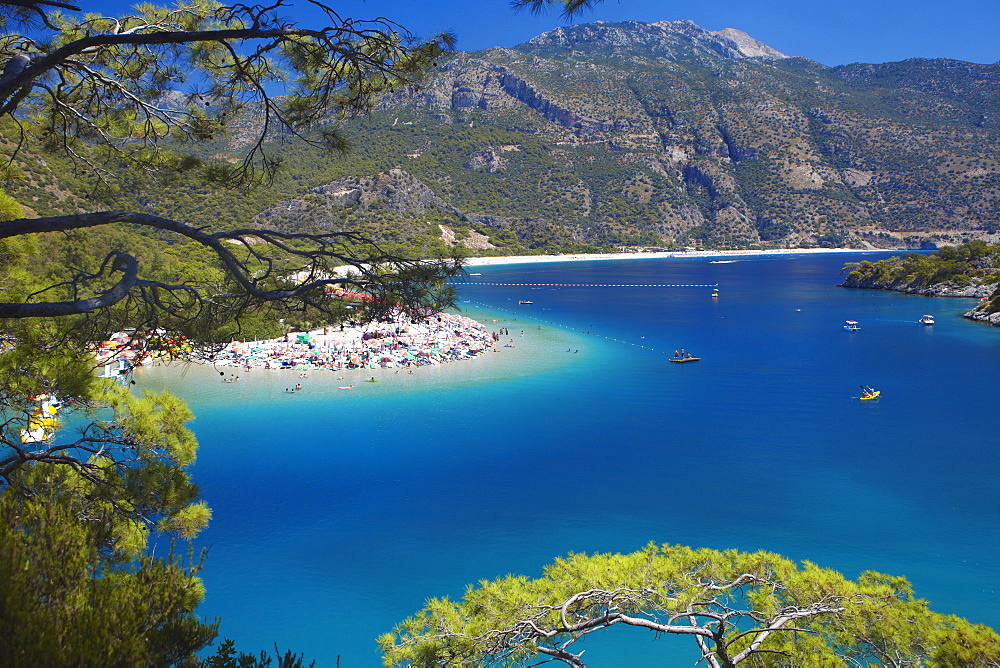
[137,252,1000,666]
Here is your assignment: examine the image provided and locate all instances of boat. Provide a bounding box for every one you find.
[518,300,533,305]
[469,273,482,276]
[918,315,935,325]
[860,390,881,401]
[843,320,860,331]
[19,395,61,445]
[669,356,701,363]
[711,288,719,298]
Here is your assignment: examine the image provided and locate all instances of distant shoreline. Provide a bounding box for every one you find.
[463,247,889,268]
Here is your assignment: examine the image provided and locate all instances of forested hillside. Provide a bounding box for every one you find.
[6,19,1000,255]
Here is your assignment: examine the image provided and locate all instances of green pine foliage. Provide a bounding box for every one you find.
[380,543,1000,667]
[0,479,217,665]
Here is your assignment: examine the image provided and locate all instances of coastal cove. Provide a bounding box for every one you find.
[137,252,1000,666]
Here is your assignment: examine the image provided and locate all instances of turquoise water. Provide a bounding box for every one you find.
[137,252,1000,666]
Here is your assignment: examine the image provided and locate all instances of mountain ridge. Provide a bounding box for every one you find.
[250,19,997,253]
[521,19,788,62]
[14,19,999,257]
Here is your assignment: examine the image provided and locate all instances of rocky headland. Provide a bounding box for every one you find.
[839,272,994,298]
[963,292,1000,326]
[839,258,1000,326]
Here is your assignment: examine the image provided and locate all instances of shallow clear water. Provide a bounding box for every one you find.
[137,252,1000,666]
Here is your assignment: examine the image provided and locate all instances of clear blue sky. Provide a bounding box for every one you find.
[314,0,998,67]
[89,0,998,67]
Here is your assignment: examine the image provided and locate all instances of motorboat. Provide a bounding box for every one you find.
[518,300,533,305]
[843,320,860,331]
[918,315,935,325]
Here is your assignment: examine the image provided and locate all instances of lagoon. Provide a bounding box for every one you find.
[138,252,1000,666]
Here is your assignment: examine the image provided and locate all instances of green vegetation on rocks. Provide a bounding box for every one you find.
[6,21,1000,255]
[840,241,1000,325]
[841,241,1000,290]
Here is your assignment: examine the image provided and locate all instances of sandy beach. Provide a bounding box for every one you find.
[137,303,583,395]
[462,247,879,268]
[112,248,885,378]
[195,311,500,374]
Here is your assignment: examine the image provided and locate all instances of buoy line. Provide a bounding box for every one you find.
[450,282,718,288]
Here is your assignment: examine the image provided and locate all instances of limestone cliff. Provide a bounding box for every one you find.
[357,18,1000,251]
[839,272,994,298]
[963,289,1000,325]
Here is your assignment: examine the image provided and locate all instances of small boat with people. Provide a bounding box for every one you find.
[670,349,700,363]
[860,385,880,401]
[844,320,860,331]
[518,300,534,305]
[918,314,935,325]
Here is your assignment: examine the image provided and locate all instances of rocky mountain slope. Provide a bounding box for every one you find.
[248,19,1000,252]
[25,19,998,256]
